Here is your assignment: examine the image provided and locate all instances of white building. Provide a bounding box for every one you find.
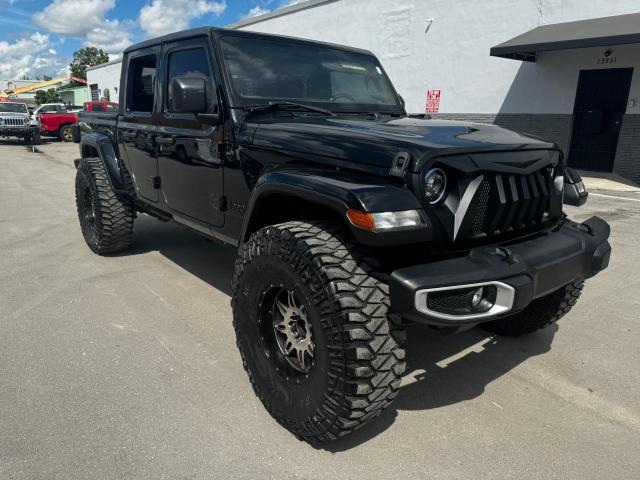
[230,0,640,182]
[83,0,640,182]
[86,58,122,103]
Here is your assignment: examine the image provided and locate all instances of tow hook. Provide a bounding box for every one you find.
[490,246,518,265]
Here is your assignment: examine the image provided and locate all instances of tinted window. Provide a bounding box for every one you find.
[0,103,28,113]
[41,105,61,113]
[220,35,401,113]
[167,47,215,112]
[127,54,157,112]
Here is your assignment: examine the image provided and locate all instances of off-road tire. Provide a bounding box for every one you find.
[75,157,134,254]
[59,124,73,142]
[481,280,584,336]
[232,221,406,443]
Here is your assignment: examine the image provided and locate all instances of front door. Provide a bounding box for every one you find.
[120,47,160,203]
[568,68,633,172]
[157,38,224,227]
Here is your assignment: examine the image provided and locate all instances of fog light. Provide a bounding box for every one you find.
[424,168,447,204]
[467,285,497,313]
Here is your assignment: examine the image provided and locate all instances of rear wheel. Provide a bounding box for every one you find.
[232,221,406,443]
[75,157,134,254]
[481,281,584,336]
[59,124,73,142]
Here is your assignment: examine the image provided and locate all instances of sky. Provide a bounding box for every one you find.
[0,0,305,79]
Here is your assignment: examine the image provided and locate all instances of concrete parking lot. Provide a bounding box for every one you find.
[1,140,639,479]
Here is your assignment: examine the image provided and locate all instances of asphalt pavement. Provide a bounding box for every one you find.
[1,139,639,479]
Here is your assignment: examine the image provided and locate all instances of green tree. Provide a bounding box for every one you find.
[34,89,62,105]
[69,47,109,84]
[102,88,110,102]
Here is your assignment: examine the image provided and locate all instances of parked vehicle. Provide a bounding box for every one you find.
[83,101,119,113]
[0,102,40,143]
[31,103,67,118]
[39,112,78,141]
[72,27,610,443]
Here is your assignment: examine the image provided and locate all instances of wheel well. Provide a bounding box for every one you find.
[58,123,72,133]
[81,144,99,158]
[244,193,349,242]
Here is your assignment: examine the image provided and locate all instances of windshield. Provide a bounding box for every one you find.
[220,35,403,113]
[0,103,28,113]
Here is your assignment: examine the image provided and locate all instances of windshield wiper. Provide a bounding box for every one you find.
[243,101,334,116]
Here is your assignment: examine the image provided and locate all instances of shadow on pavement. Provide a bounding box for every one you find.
[120,214,557,451]
[323,323,556,452]
[121,214,236,296]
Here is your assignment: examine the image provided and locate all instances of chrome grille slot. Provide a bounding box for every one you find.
[3,117,26,126]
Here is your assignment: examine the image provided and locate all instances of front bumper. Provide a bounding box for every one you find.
[389,216,611,326]
[0,126,34,137]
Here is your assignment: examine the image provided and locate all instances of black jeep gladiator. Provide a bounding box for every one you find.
[73,27,611,443]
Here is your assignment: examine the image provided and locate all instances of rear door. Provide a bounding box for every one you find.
[120,47,161,203]
[157,37,224,226]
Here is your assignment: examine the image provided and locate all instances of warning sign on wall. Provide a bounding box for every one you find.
[426,90,441,113]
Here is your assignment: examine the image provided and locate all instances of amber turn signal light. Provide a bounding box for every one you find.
[346,209,376,230]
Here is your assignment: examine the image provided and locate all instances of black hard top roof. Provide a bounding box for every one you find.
[124,26,373,56]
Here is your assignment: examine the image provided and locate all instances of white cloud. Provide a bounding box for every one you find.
[0,32,68,79]
[84,19,133,54]
[245,6,270,18]
[139,0,226,37]
[284,0,306,6]
[33,0,116,36]
[32,0,131,55]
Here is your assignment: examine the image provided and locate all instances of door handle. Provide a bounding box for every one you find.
[155,136,175,145]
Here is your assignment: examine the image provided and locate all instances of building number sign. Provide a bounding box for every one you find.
[597,50,617,65]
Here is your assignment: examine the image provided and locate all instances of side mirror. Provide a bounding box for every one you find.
[171,77,207,114]
[563,167,588,206]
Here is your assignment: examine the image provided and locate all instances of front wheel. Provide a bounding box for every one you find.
[481,280,584,336]
[232,221,406,443]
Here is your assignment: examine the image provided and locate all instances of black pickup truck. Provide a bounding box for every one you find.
[73,27,610,443]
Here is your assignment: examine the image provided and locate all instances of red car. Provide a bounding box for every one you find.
[38,112,78,141]
[83,101,119,113]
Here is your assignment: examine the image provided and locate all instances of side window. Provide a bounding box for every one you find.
[127,54,157,113]
[167,47,216,113]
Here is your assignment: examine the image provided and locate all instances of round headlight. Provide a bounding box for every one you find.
[424,168,447,204]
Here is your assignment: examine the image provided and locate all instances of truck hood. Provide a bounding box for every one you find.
[250,115,555,172]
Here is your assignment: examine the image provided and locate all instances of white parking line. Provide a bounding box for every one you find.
[590,192,640,203]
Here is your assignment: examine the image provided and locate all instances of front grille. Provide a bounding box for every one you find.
[468,169,553,237]
[2,118,26,126]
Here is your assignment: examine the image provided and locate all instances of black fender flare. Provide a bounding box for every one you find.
[240,167,430,246]
[80,132,126,192]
